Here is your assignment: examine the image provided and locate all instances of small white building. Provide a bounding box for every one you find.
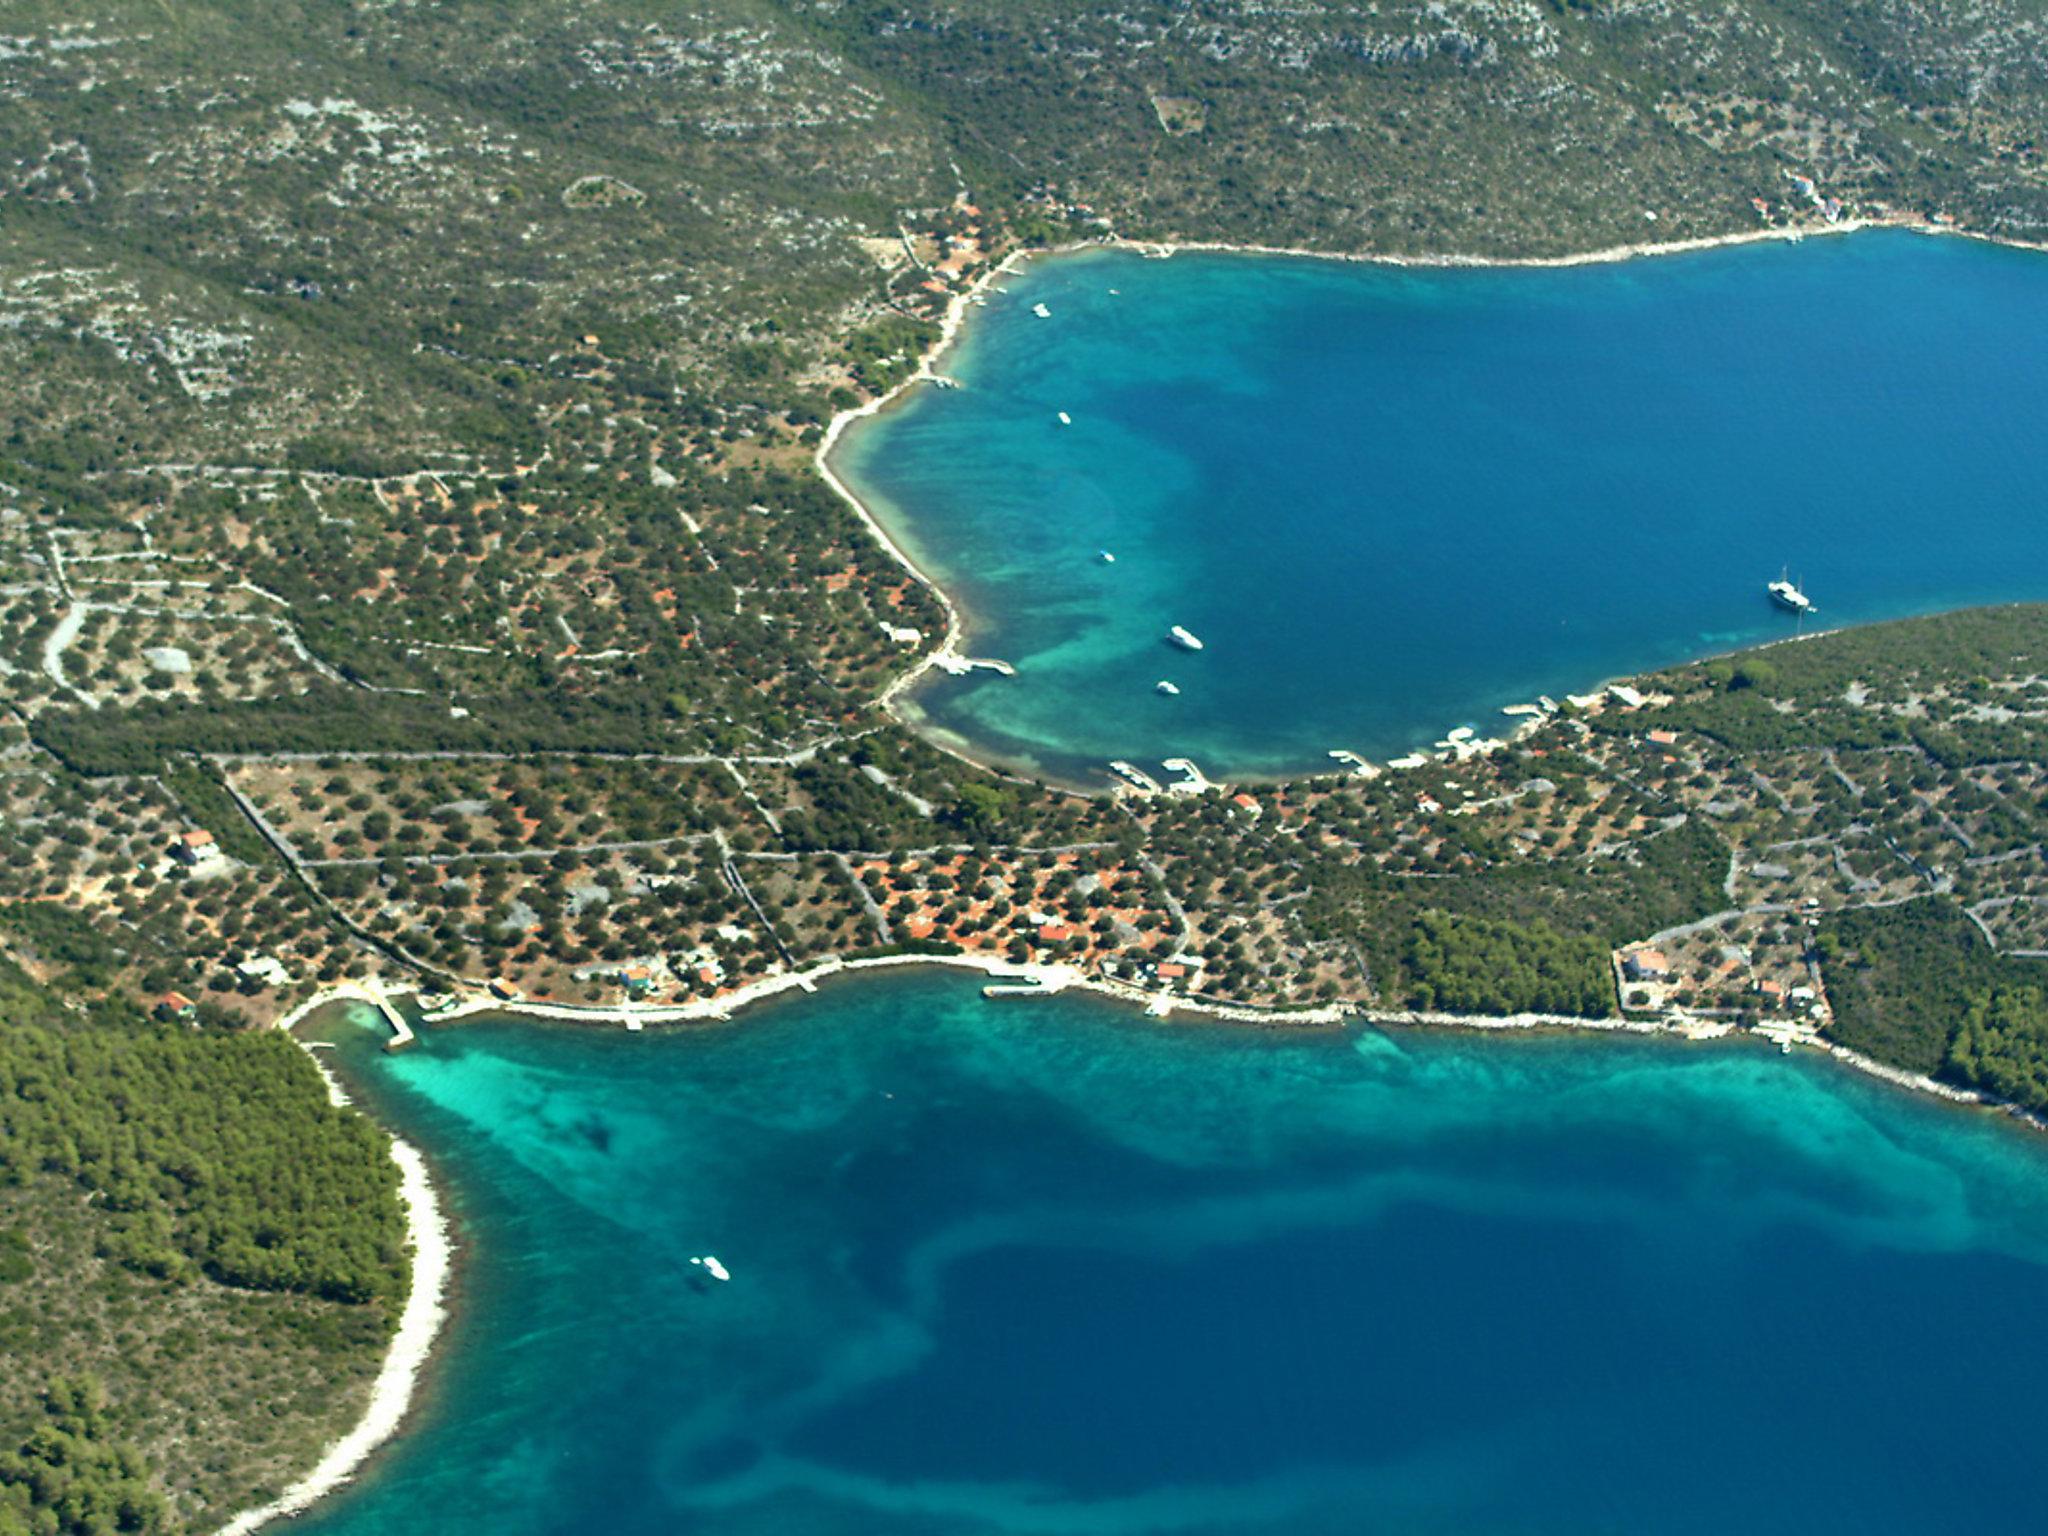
[237,954,292,987]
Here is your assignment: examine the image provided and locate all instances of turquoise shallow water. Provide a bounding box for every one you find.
[833,232,2048,781]
[303,973,2048,1535]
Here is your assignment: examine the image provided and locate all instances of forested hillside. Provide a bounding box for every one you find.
[0,962,406,1532]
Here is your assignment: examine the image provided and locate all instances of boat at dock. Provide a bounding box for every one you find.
[1168,625,1204,651]
[1768,569,1815,615]
[1156,680,1180,696]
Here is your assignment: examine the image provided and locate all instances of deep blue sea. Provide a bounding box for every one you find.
[301,973,2048,1536]
[832,232,2048,781]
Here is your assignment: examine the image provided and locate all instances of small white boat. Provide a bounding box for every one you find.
[1032,302,1051,318]
[1056,411,1071,425]
[1099,550,1115,564]
[1168,625,1204,652]
[690,1255,731,1282]
[1156,680,1180,696]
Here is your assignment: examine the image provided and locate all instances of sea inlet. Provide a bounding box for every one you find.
[300,972,2048,1536]
[831,230,2048,783]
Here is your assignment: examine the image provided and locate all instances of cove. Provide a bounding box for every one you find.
[831,231,2048,782]
[299,971,2048,1536]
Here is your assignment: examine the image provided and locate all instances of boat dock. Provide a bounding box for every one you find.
[932,650,1016,677]
[1161,757,1213,795]
[1326,749,1380,780]
[1108,760,1165,795]
[369,985,416,1052]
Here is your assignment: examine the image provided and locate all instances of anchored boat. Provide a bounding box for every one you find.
[1767,569,1815,615]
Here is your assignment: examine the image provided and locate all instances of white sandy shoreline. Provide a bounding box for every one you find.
[212,995,453,1536]
[296,949,2048,1129]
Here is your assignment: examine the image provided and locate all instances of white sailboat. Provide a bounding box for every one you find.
[1767,568,1815,615]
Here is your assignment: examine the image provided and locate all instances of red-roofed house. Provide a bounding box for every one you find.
[171,828,220,866]
[155,992,198,1023]
[1622,949,1671,982]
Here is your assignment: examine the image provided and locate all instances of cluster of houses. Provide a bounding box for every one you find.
[610,933,750,999]
[1619,945,1820,1019]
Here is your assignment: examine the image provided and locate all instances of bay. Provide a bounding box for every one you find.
[300,972,2048,1535]
[832,233,2048,781]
